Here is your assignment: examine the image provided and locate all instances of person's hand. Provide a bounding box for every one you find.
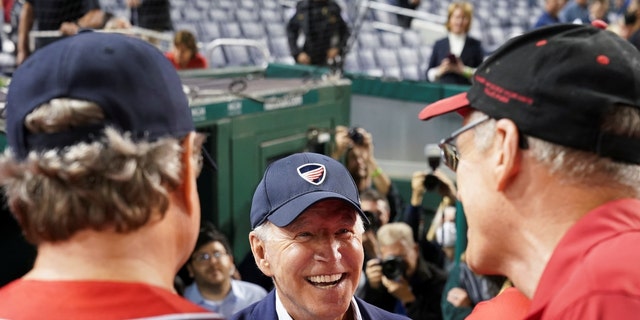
[437,57,464,78]
[447,287,472,307]
[297,52,311,65]
[326,47,340,60]
[365,258,383,289]
[382,275,416,305]
[16,50,29,66]
[126,0,141,8]
[432,169,457,200]
[59,22,80,36]
[410,171,427,206]
[331,125,351,160]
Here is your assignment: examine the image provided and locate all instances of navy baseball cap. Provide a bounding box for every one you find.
[250,152,366,229]
[419,23,640,164]
[5,31,213,166]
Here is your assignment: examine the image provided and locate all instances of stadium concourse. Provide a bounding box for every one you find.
[90,0,542,81]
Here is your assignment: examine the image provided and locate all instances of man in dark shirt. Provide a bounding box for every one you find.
[126,0,172,32]
[17,0,101,64]
[286,0,350,66]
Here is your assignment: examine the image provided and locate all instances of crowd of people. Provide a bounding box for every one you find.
[1,1,640,320]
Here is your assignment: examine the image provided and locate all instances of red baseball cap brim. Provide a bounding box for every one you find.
[418,92,471,121]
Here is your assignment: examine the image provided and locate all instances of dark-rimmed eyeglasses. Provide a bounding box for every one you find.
[438,115,491,171]
[192,251,227,264]
[438,115,529,171]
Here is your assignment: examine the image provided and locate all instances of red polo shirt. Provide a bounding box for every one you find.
[165,51,209,70]
[526,198,640,319]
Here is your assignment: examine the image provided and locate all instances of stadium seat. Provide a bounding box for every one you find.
[269,37,292,60]
[265,23,286,37]
[401,29,422,47]
[396,47,420,67]
[380,32,402,48]
[343,52,360,73]
[181,8,203,22]
[223,46,252,66]
[199,22,222,42]
[221,22,243,38]
[209,8,229,22]
[374,48,400,69]
[173,22,200,37]
[235,8,259,22]
[401,65,421,81]
[260,9,285,23]
[207,46,227,68]
[241,22,266,39]
[357,32,380,49]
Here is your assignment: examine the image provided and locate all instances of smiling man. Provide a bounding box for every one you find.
[232,153,407,320]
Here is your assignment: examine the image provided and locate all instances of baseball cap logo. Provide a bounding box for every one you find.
[297,163,326,185]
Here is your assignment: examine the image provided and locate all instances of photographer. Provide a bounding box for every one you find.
[332,125,404,221]
[363,222,447,319]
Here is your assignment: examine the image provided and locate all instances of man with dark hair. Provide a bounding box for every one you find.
[184,223,267,318]
[0,31,220,319]
[418,23,640,319]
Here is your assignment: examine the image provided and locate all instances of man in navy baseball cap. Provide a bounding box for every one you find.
[418,23,640,319]
[234,152,408,320]
[0,31,220,319]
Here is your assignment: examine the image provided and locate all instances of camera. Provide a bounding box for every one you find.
[363,210,381,233]
[380,256,407,280]
[423,144,442,191]
[348,127,364,146]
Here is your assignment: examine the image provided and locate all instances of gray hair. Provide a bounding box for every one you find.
[470,104,640,194]
[0,98,204,244]
[376,222,415,247]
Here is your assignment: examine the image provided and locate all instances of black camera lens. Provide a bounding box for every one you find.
[423,174,441,191]
[348,127,364,145]
[380,256,406,280]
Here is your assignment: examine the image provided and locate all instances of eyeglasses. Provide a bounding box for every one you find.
[438,115,491,171]
[438,115,529,171]
[192,251,227,264]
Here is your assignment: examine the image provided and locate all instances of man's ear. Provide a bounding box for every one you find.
[249,231,273,277]
[186,263,195,278]
[493,119,522,191]
[179,132,199,215]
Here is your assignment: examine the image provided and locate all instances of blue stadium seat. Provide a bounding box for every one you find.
[265,23,286,37]
[194,0,211,10]
[343,52,360,73]
[380,32,402,48]
[224,46,252,66]
[235,8,259,22]
[207,46,227,68]
[357,32,380,49]
[396,47,420,67]
[209,8,229,22]
[221,22,243,38]
[401,65,421,81]
[199,22,222,42]
[181,8,203,22]
[260,9,284,23]
[357,49,383,77]
[173,22,200,38]
[374,48,399,69]
[402,29,422,47]
[269,37,292,60]
[241,22,266,39]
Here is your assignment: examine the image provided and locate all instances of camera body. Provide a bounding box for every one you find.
[348,127,364,146]
[423,143,442,191]
[380,256,407,281]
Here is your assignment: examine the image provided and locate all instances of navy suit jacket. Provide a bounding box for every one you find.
[230,290,409,320]
[427,36,484,85]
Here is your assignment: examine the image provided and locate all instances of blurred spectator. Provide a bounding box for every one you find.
[402,169,457,271]
[559,0,590,23]
[426,1,484,85]
[625,10,640,48]
[0,32,220,319]
[17,0,103,65]
[165,30,208,70]
[126,0,172,31]
[360,188,390,263]
[589,0,610,23]
[184,223,267,318]
[363,222,447,319]
[286,0,350,66]
[332,125,405,222]
[533,0,565,28]
[394,0,420,28]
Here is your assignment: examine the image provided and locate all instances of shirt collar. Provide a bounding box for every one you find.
[274,289,362,320]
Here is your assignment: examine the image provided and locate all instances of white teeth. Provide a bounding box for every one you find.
[307,273,342,284]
